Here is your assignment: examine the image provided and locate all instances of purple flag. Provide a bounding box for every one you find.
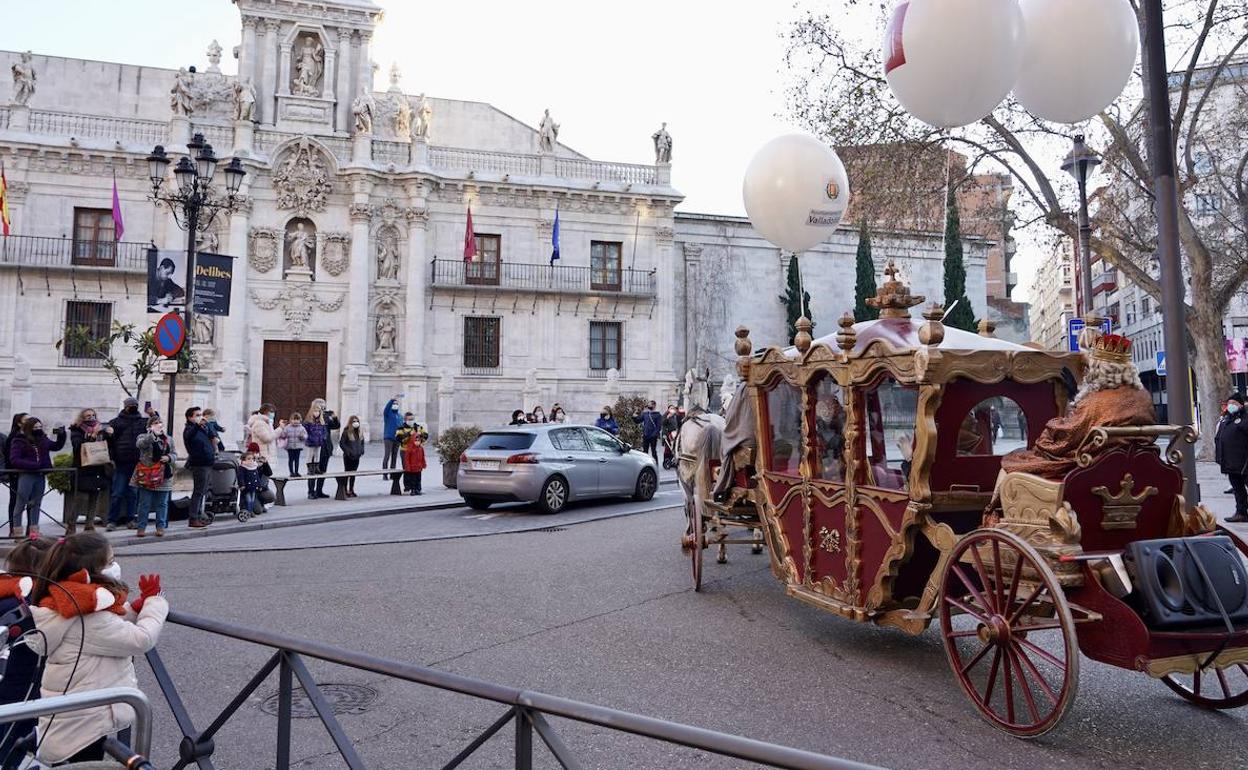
[111,174,125,241]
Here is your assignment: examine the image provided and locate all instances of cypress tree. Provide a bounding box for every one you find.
[854,220,879,322]
[942,183,978,332]
[778,254,812,345]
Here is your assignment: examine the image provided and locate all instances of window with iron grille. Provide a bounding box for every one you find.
[590,241,622,291]
[62,301,112,363]
[466,234,501,286]
[463,316,501,370]
[589,321,622,371]
[72,208,117,267]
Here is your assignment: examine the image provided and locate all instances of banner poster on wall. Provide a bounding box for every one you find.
[192,252,234,317]
[146,248,186,314]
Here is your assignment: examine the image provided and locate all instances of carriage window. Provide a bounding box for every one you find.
[812,376,846,482]
[865,376,918,490]
[766,382,804,476]
[956,397,1029,456]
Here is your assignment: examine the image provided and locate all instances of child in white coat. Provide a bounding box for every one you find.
[28,532,167,765]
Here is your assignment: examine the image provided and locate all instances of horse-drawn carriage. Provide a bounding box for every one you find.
[678,263,1248,737]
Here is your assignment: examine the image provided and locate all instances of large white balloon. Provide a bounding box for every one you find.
[883,0,1025,128]
[1013,0,1139,123]
[742,134,850,254]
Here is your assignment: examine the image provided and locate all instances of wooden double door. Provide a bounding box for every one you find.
[261,341,328,422]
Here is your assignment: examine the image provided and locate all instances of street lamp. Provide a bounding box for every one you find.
[146,132,246,441]
[1061,135,1102,318]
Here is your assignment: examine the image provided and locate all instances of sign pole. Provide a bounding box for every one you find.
[168,196,199,451]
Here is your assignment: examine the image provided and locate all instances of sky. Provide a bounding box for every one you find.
[0,0,800,218]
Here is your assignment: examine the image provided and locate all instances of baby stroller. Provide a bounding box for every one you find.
[662,429,679,470]
[204,451,243,521]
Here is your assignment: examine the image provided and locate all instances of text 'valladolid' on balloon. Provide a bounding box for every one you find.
[882,0,1139,128]
[741,134,851,254]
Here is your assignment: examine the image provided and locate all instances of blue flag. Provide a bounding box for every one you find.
[550,208,561,265]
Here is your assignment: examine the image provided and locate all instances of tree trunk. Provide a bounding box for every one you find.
[1190,310,1230,460]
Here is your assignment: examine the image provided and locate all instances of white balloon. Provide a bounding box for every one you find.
[1013,0,1139,123]
[742,134,850,253]
[883,0,1025,128]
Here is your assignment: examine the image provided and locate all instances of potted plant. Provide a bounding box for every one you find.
[433,426,481,489]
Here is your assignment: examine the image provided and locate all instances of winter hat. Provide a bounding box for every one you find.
[123,397,139,408]
[1230,393,1246,405]
[247,442,261,453]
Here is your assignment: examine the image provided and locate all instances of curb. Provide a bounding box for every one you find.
[105,477,682,549]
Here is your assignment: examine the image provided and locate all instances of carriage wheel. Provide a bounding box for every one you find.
[1162,665,1248,709]
[938,529,1080,738]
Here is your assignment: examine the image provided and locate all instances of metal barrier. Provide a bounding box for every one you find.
[148,611,884,770]
[0,686,153,761]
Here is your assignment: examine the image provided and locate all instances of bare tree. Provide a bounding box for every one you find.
[786,0,1248,456]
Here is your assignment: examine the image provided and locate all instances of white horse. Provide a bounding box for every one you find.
[676,406,725,548]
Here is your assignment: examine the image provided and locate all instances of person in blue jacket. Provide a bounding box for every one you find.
[595,405,619,435]
[632,400,663,462]
[382,395,404,478]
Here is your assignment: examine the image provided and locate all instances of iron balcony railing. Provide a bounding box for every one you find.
[431,258,656,297]
[146,610,885,770]
[0,234,150,272]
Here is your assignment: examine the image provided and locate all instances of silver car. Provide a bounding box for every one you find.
[457,424,659,513]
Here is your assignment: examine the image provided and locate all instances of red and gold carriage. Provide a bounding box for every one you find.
[687,263,1248,737]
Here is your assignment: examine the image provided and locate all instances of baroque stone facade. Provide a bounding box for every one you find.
[0,0,986,439]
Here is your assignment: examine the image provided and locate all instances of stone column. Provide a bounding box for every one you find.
[436,370,455,434]
[218,194,252,433]
[239,16,259,85]
[357,33,372,95]
[335,30,353,133]
[278,41,293,98]
[259,20,281,125]
[403,202,429,372]
[652,225,677,382]
[322,30,338,102]
[347,196,373,368]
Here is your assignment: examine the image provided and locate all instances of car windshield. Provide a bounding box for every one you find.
[469,433,535,451]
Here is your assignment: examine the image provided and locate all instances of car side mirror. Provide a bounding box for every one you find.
[619,443,631,453]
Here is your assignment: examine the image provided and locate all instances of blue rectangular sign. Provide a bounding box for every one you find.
[1067,317,1113,352]
[1156,350,1166,376]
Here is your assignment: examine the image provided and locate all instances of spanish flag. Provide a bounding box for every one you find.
[0,163,10,236]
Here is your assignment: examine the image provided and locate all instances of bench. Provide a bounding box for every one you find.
[269,469,405,506]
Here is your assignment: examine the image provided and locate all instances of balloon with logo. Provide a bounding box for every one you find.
[742,134,850,253]
[882,0,1025,128]
[1012,0,1139,123]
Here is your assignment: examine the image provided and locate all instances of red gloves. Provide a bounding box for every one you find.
[130,574,162,613]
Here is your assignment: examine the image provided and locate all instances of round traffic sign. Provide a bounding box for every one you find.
[154,312,187,358]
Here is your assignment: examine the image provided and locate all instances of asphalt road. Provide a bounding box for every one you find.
[122,501,1248,770]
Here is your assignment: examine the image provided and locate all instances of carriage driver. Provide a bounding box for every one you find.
[993,333,1155,488]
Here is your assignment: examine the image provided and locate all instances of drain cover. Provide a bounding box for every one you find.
[259,683,378,718]
[536,527,566,533]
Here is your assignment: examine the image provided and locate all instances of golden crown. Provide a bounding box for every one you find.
[1090,333,1132,363]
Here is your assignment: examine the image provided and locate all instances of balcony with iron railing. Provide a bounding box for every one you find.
[431,257,656,297]
[0,234,150,272]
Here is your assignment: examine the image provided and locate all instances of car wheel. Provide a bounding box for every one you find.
[463,496,492,511]
[634,468,658,501]
[537,476,569,514]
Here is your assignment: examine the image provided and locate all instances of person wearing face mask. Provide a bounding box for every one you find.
[1216,393,1248,522]
[68,407,113,535]
[2,413,28,535]
[183,407,217,529]
[106,398,147,531]
[338,415,366,498]
[245,403,279,465]
[7,416,67,539]
[28,533,167,766]
[131,417,178,536]
[595,406,619,436]
[508,409,527,426]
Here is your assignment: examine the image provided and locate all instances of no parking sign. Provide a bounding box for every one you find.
[154,312,186,358]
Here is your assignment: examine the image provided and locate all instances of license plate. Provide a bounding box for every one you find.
[473,460,500,471]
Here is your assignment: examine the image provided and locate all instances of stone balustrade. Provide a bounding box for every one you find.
[191,123,233,153]
[429,146,542,176]
[554,157,658,186]
[371,140,409,166]
[23,110,166,146]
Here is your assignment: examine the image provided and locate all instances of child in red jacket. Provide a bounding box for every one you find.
[402,434,426,495]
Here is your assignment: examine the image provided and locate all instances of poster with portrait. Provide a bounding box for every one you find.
[1227,338,1247,374]
[146,249,187,314]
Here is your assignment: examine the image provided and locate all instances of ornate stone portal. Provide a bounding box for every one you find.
[273,137,333,216]
[250,283,345,338]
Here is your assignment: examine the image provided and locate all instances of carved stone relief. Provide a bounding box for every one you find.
[320,232,351,277]
[273,137,333,215]
[248,227,282,273]
[250,283,346,338]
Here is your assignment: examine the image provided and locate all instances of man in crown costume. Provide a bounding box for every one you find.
[1000,333,1155,480]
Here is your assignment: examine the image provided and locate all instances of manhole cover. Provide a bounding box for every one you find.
[536,527,565,533]
[259,683,378,718]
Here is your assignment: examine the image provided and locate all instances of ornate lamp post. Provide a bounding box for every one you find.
[146,133,246,440]
[1061,134,1101,318]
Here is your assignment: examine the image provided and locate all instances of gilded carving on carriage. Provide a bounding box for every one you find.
[1091,474,1158,530]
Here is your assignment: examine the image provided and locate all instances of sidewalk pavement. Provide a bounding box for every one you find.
[0,448,682,549]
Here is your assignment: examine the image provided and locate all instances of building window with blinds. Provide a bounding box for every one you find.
[590,241,622,291]
[463,316,501,372]
[589,321,622,373]
[72,208,117,267]
[466,234,501,286]
[62,301,113,365]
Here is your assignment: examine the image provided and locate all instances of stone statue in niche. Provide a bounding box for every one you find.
[206,40,223,73]
[192,314,214,345]
[234,78,257,122]
[352,92,374,134]
[652,122,672,164]
[292,34,325,96]
[538,109,559,152]
[195,227,219,254]
[285,220,316,271]
[376,231,400,281]
[412,94,432,140]
[10,51,35,106]
[170,68,195,116]
[375,314,397,352]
